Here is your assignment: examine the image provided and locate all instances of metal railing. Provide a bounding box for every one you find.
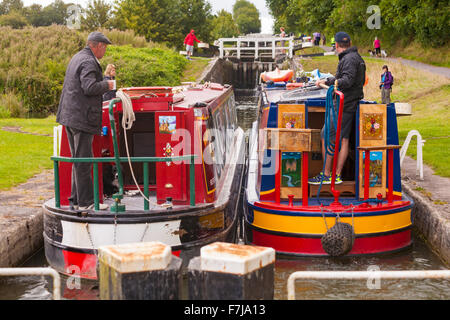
[287,270,450,300]
[51,154,197,210]
[400,129,425,180]
[0,267,61,300]
[217,36,298,59]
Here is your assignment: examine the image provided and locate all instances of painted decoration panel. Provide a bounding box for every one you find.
[362,113,383,140]
[362,151,383,187]
[159,116,176,134]
[281,152,302,188]
[281,112,304,129]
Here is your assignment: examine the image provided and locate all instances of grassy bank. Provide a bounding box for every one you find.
[298,55,450,177]
[0,116,56,190]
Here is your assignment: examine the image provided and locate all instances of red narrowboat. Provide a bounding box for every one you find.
[44,83,245,279]
[244,81,413,257]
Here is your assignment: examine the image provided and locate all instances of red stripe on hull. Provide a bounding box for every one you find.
[62,250,97,279]
[61,249,184,280]
[248,228,412,256]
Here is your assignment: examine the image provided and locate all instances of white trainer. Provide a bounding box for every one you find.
[79,203,109,211]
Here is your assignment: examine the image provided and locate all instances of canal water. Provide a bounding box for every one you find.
[0,90,449,300]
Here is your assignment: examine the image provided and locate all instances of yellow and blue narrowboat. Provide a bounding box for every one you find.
[244,79,413,256]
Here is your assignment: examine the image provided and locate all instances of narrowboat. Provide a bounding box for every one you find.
[44,83,245,279]
[244,77,413,257]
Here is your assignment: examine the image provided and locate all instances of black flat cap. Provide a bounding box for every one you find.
[87,31,112,44]
[335,31,351,43]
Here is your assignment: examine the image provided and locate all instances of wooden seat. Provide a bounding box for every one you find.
[309,181,356,197]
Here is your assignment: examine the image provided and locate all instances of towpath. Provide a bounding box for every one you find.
[319,45,450,78]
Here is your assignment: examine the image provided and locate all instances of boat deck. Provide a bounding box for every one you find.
[44,192,214,215]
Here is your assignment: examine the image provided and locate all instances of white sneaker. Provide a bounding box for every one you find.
[79,203,109,211]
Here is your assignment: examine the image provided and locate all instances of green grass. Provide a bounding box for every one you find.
[397,84,450,177]
[0,116,56,190]
[181,57,211,82]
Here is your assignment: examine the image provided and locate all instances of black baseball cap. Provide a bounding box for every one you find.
[334,31,351,44]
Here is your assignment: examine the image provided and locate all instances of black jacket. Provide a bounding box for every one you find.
[325,46,366,112]
[56,47,109,134]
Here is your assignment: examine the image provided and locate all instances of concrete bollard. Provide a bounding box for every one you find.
[188,242,275,300]
[98,242,182,300]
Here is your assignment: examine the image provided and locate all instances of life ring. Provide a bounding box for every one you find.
[261,68,294,83]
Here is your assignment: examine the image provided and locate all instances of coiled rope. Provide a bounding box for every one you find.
[116,90,170,209]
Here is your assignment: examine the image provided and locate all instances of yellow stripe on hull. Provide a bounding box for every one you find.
[251,209,412,235]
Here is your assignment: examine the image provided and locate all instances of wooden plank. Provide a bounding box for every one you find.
[264,128,321,152]
[309,181,356,197]
[357,145,401,151]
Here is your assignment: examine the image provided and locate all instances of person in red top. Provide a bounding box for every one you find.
[373,36,381,57]
[184,29,201,60]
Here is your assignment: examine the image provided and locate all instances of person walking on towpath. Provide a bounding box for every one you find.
[309,31,366,185]
[56,31,115,211]
[184,29,201,60]
[374,36,381,57]
[380,65,393,104]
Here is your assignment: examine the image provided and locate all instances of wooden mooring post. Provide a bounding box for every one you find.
[188,242,275,300]
[98,242,182,300]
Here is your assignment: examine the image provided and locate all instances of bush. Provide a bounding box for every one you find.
[101,46,188,87]
[0,91,26,118]
[0,11,28,29]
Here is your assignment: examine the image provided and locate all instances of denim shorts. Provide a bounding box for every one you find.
[186,45,194,53]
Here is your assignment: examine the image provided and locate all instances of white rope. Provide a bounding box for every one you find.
[115,90,170,209]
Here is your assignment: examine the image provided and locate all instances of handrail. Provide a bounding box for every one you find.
[287,270,450,300]
[109,98,124,201]
[319,82,344,206]
[400,129,425,180]
[0,267,61,300]
[52,155,197,210]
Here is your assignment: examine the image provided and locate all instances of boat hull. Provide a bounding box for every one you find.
[43,162,244,280]
[244,198,413,256]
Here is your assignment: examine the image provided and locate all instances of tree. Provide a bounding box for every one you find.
[0,0,23,15]
[114,0,184,45]
[0,10,27,28]
[210,9,239,39]
[81,0,112,30]
[178,0,213,44]
[23,4,44,26]
[233,0,261,34]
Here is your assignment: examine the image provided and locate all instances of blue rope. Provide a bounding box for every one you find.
[316,86,342,205]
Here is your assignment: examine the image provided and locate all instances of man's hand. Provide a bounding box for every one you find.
[316,79,327,88]
[108,80,115,90]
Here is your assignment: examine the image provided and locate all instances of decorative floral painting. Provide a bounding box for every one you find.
[281,112,304,129]
[362,113,383,140]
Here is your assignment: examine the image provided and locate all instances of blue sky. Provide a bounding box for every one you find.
[22,0,274,33]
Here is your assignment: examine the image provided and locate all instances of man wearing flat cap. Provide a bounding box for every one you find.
[309,31,366,186]
[56,31,114,211]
